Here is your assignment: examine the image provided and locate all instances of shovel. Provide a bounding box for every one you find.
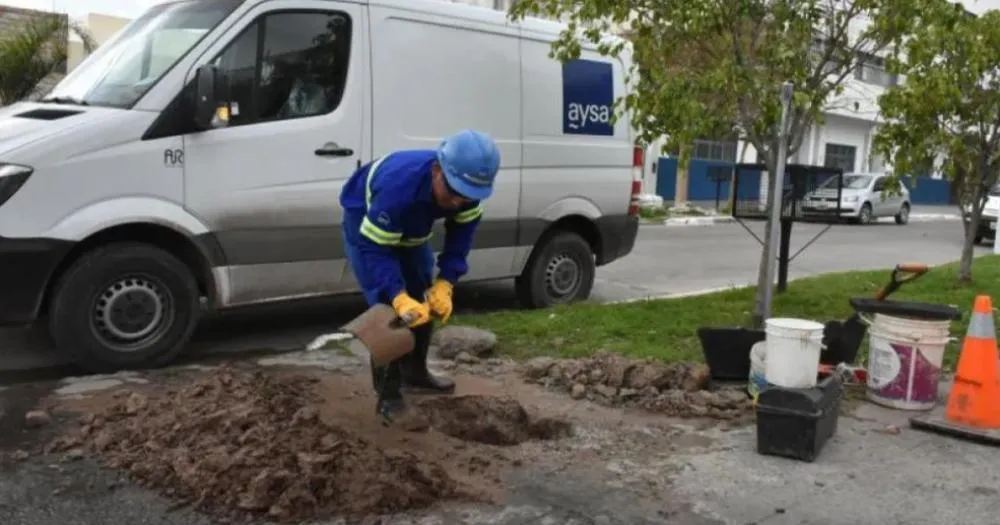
[821,262,929,364]
[306,304,418,366]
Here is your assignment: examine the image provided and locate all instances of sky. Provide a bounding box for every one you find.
[3,0,1000,21]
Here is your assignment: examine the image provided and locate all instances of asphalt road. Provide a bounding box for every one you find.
[0,217,982,374]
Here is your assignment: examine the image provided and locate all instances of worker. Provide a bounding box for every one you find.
[339,129,501,423]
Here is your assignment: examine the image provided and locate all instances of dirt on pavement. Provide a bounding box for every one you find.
[43,365,569,523]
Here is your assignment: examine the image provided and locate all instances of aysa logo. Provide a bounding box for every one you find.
[562,58,615,136]
[566,102,611,131]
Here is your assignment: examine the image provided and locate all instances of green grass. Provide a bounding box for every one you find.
[638,206,667,221]
[461,256,1000,368]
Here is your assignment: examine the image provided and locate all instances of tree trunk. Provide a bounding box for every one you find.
[751,150,779,328]
[959,168,988,282]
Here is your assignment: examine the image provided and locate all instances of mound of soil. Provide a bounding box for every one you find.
[45,367,466,522]
[415,395,572,446]
[520,352,752,420]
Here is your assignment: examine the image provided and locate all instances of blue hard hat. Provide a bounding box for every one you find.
[436,129,501,201]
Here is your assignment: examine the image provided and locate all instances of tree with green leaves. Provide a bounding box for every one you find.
[507,0,926,325]
[0,14,97,106]
[874,2,999,282]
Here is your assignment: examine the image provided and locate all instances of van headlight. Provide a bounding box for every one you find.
[0,164,32,207]
[842,195,859,203]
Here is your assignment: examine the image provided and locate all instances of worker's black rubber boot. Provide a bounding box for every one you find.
[372,358,405,425]
[401,324,455,394]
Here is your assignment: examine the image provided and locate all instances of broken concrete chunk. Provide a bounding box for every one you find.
[25,410,51,428]
[432,326,498,359]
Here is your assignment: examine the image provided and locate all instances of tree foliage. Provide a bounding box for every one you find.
[873,2,999,281]
[0,14,97,106]
[507,0,924,171]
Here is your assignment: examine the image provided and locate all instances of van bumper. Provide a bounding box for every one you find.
[0,236,72,326]
[595,215,639,265]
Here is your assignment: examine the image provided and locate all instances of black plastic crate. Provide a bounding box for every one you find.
[755,375,843,462]
[697,327,766,380]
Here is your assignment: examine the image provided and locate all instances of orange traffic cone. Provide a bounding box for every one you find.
[911,295,1000,445]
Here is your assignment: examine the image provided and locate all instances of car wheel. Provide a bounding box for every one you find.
[858,203,874,225]
[515,231,596,309]
[895,203,910,225]
[48,242,201,373]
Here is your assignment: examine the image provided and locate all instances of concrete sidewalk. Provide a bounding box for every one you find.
[667,383,999,525]
[661,203,959,227]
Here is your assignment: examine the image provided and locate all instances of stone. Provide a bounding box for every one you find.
[625,363,667,390]
[455,352,479,365]
[570,383,587,400]
[594,384,617,399]
[432,326,498,359]
[682,364,711,392]
[24,410,51,428]
[521,357,557,380]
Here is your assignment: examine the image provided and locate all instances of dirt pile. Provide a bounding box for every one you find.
[45,367,467,522]
[520,352,752,420]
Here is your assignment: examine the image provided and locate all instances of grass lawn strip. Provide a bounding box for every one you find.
[463,256,1000,369]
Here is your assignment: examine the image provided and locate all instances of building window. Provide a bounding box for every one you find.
[854,52,898,87]
[692,139,737,162]
[824,143,857,173]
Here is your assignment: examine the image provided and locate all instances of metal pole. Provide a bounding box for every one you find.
[759,82,795,321]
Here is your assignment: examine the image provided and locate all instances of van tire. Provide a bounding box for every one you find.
[48,242,200,373]
[515,231,595,309]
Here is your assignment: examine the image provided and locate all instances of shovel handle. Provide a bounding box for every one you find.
[875,262,929,300]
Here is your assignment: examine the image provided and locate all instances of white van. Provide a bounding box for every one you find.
[0,0,641,372]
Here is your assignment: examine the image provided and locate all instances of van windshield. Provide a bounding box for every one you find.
[43,0,241,109]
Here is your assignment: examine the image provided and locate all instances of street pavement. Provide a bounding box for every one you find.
[0,215,983,373]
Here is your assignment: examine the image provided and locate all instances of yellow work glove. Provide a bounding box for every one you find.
[426,279,454,324]
[391,292,431,327]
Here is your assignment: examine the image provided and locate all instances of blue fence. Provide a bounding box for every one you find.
[653,156,953,205]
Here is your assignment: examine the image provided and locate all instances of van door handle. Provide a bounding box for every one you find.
[314,142,354,157]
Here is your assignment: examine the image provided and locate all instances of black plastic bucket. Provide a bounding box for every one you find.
[697,326,766,380]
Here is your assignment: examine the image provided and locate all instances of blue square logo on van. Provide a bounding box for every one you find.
[562,59,614,136]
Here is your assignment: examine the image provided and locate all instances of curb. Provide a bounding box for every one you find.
[664,216,734,227]
[605,284,751,305]
[661,214,959,227]
[905,214,960,222]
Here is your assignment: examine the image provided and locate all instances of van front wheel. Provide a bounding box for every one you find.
[48,242,200,373]
[515,231,596,309]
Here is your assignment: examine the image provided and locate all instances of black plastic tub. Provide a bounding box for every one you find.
[755,374,843,463]
[697,327,766,381]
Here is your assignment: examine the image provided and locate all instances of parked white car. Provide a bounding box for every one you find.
[799,173,911,225]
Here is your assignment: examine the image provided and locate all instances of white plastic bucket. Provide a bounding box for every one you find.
[748,341,768,400]
[865,313,953,411]
[764,318,825,388]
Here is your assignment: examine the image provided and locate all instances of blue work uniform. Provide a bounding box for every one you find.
[339,149,484,307]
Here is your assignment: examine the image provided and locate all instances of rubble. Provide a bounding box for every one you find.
[521,352,752,420]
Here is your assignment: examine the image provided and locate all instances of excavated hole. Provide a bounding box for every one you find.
[415,395,572,446]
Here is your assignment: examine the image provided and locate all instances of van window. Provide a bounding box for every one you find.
[211,10,352,127]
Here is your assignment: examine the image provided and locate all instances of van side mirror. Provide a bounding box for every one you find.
[193,65,229,130]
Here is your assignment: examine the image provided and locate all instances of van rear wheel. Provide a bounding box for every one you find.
[515,231,595,309]
[48,242,200,373]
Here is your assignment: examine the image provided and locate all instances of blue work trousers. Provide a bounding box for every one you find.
[341,211,434,370]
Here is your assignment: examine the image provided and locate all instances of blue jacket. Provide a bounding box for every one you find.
[339,149,483,302]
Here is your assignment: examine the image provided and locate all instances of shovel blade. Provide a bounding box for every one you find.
[342,304,415,366]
